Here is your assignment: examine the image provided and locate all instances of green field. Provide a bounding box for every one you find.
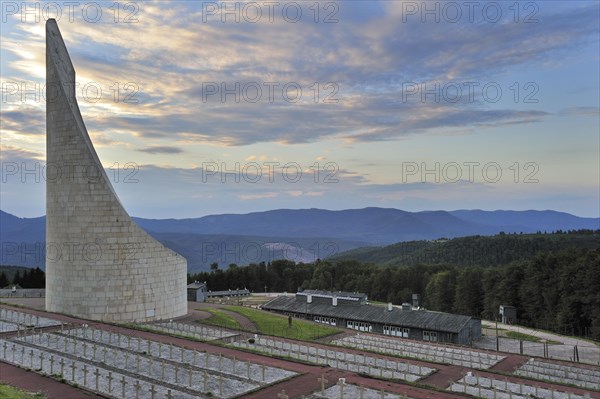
[505,331,563,345]
[0,384,45,399]
[195,308,242,330]
[505,331,541,342]
[225,306,341,341]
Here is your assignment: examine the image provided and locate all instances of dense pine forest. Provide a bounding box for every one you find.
[189,231,600,340]
[329,230,600,266]
[0,266,45,289]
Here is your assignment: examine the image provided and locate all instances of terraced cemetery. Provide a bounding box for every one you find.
[2,306,600,399]
[1,310,296,399]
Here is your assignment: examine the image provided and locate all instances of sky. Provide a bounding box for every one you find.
[1,0,599,219]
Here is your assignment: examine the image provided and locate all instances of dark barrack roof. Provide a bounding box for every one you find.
[263,295,472,334]
[297,289,367,302]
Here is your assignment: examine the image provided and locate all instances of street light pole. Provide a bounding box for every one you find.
[496,315,499,352]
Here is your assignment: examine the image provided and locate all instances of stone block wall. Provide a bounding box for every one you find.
[45,19,187,322]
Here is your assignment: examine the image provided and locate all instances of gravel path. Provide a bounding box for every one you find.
[479,321,600,365]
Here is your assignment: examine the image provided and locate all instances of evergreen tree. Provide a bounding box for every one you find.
[425,270,455,312]
[31,268,45,288]
[0,272,8,288]
[12,271,22,287]
[453,268,483,317]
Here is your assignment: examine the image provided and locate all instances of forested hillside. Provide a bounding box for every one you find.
[190,246,600,340]
[330,230,599,266]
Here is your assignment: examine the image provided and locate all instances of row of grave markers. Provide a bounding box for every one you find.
[2,337,420,399]
[1,340,197,399]
[333,334,502,369]
[17,334,256,385]
[146,321,237,341]
[449,373,593,399]
[0,308,63,332]
[64,327,287,384]
[3,323,299,399]
[234,337,434,382]
[515,359,599,390]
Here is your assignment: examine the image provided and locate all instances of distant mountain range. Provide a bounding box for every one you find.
[133,208,599,242]
[1,208,598,271]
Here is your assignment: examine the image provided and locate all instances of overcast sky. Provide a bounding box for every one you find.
[1,1,598,218]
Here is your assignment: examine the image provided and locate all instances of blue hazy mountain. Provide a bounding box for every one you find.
[1,208,598,270]
[131,208,598,242]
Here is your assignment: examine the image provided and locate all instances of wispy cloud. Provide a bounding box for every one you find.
[2,1,597,147]
[138,146,184,154]
[1,1,598,217]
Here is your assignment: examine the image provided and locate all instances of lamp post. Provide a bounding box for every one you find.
[496,314,499,352]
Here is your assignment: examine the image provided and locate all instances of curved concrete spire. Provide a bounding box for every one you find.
[45,19,187,322]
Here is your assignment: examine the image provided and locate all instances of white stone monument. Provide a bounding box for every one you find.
[45,19,187,322]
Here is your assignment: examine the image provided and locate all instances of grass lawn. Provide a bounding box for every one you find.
[0,384,45,399]
[505,331,562,345]
[225,306,341,341]
[505,331,543,342]
[195,308,241,330]
[483,326,507,332]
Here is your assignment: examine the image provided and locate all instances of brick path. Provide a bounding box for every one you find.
[419,365,467,389]
[489,353,529,373]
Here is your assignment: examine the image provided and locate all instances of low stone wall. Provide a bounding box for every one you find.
[0,289,45,298]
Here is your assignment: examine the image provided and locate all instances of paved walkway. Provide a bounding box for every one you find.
[489,354,528,373]
[482,320,598,347]
[420,365,467,389]
[0,297,45,310]
[221,309,258,332]
[478,322,600,365]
